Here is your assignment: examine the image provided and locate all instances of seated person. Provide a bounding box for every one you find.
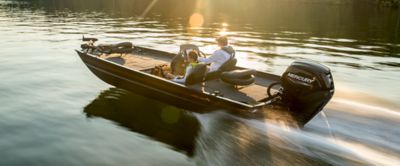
[164,50,199,84]
[198,36,235,72]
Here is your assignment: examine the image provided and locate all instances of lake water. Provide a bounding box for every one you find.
[0,0,399,165]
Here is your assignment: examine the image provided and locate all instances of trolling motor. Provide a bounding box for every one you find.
[80,36,99,52]
[82,36,98,42]
[266,60,335,126]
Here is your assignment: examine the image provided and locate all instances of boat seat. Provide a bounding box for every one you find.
[185,64,207,85]
[220,69,256,86]
[205,58,237,80]
[171,44,202,75]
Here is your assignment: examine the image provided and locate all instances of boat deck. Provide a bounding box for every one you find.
[99,52,170,70]
[99,52,278,105]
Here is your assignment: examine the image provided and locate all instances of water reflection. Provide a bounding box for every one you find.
[1,0,399,104]
[83,88,200,156]
[82,88,371,165]
[5,0,400,42]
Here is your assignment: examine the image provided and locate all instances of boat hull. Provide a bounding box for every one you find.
[76,50,252,114]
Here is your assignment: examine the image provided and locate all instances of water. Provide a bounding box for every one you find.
[0,0,399,165]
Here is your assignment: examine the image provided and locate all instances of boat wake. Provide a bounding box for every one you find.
[193,99,400,165]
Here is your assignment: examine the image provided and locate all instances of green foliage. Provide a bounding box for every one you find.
[378,0,400,8]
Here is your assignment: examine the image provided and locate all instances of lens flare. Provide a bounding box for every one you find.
[189,13,204,27]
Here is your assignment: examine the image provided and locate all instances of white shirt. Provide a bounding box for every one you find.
[198,48,231,72]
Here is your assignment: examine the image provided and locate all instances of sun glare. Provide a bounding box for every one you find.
[189,13,204,27]
[140,0,158,17]
[218,28,229,36]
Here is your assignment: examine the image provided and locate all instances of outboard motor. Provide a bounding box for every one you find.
[280,60,334,126]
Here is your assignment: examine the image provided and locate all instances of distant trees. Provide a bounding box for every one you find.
[377,0,400,8]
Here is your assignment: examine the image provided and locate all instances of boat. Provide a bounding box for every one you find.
[76,38,335,127]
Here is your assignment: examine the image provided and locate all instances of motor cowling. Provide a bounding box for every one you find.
[280,60,335,126]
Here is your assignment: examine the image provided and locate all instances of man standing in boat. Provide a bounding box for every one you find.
[198,36,235,72]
